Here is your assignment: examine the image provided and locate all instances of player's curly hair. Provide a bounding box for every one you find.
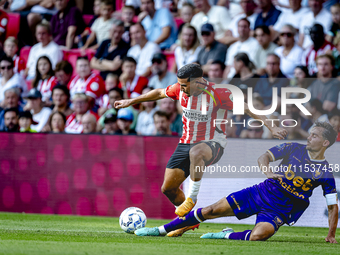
[177,63,203,81]
[314,121,338,148]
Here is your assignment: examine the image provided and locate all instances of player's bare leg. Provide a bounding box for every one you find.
[249,222,275,241]
[175,143,213,217]
[161,168,187,206]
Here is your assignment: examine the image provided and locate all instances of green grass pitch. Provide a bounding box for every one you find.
[0,212,338,255]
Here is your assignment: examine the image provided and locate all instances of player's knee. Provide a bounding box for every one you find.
[161,185,176,198]
[189,148,204,162]
[249,228,273,241]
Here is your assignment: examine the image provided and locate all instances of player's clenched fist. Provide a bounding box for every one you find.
[114,99,133,109]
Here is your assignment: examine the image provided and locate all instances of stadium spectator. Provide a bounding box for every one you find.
[173,24,202,72]
[328,108,340,141]
[253,25,278,75]
[148,53,177,89]
[207,60,226,83]
[136,87,157,135]
[229,53,260,93]
[288,66,311,98]
[302,24,335,75]
[274,25,304,78]
[273,0,309,35]
[23,88,52,132]
[299,0,332,49]
[98,73,119,112]
[121,5,135,45]
[65,93,97,133]
[102,112,118,134]
[254,53,289,107]
[82,113,97,133]
[158,97,183,136]
[25,21,63,80]
[18,111,38,133]
[97,87,138,132]
[190,0,231,42]
[50,0,86,49]
[306,99,329,132]
[118,57,148,99]
[91,20,130,80]
[54,61,73,87]
[127,23,161,77]
[196,23,228,75]
[88,0,101,27]
[32,56,57,104]
[0,88,22,130]
[329,33,340,76]
[68,56,106,105]
[116,107,136,134]
[240,119,264,138]
[51,85,73,117]
[153,110,178,136]
[25,1,58,39]
[327,3,340,44]
[177,3,195,35]
[2,107,19,132]
[0,56,27,104]
[224,18,259,78]
[75,0,101,47]
[49,111,67,133]
[4,37,26,75]
[226,0,257,45]
[285,105,312,140]
[254,0,281,28]
[138,0,177,49]
[81,0,115,50]
[308,55,340,112]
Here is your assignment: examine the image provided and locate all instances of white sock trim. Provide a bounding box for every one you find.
[188,179,202,202]
[194,209,203,223]
[225,232,232,239]
[158,226,167,235]
[245,231,251,240]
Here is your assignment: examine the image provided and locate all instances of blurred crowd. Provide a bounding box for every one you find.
[0,0,339,140]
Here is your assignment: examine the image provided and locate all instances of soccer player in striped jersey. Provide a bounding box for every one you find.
[115,63,287,236]
[135,121,338,242]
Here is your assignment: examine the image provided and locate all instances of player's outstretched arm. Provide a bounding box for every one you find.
[114,88,167,109]
[257,152,283,180]
[325,204,338,243]
[243,102,287,140]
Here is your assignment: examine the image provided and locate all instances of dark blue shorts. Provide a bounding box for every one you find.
[166,142,224,177]
[226,183,291,232]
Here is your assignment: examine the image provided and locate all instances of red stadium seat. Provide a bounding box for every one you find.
[63,49,97,76]
[19,46,31,64]
[174,17,184,29]
[116,0,123,11]
[83,15,94,26]
[163,51,175,71]
[6,13,20,39]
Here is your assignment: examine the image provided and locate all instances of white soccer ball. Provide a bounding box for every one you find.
[119,207,147,233]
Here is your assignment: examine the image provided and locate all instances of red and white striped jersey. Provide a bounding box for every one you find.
[165,81,233,147]
[37,76,58,102]
[65,111,99,134]
[13,55,26,74]
[302,41,335,75]
[98,94,111,108]
[68,72,105,99]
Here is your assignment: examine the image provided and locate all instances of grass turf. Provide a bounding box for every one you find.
[0,212,338,255]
